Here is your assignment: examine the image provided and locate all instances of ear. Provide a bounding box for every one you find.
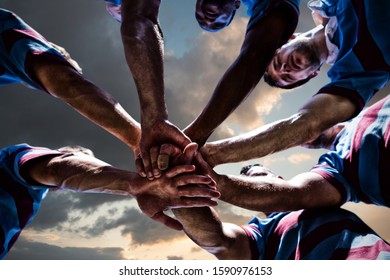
[235,0,241,9]
[288,32,301,42]
[309,69,320,78]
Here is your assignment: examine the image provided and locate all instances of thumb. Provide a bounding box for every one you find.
[152,212,183,231]
[182,143,199,164]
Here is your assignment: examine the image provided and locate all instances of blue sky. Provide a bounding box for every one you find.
[1,0,389,260]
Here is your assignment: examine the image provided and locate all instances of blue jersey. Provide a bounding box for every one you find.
[0,144,61,259]
[242,0,300,30]
[311,95,390,207]
[243,208,390,259]
[104,0,121,5]
[309,0,390,111]
[0,9,71,92]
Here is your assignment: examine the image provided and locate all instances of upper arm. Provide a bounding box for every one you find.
[289,172,343,208]
[297,94,358,140]
[20,154,63,187]
[214,223,253,260]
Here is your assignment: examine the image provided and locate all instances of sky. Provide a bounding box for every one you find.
[1,0,389,260]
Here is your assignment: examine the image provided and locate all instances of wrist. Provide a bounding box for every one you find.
[141,112,168,129]
[184,124,210,147]
[201,143,220,167]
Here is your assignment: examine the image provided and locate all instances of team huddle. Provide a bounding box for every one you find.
[1,0,389,260]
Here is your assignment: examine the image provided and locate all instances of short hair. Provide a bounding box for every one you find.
[197,7,236,32]
[240,163,279,178]
[240,163,261,175]
[263,71,313,90]
[58,145,95,157]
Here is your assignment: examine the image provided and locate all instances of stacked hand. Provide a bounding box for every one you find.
[133,119,221,230]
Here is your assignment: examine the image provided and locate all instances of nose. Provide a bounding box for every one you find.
[204,9,218,20]
[280,63,290,73]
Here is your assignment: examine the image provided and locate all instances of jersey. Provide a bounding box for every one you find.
[309,0,390,111]
[0,144,61,259]
[0,9,72,92]
[243,208,390,260]
[104,0,121,5]
[311,95,390,207]
[242,0,300,30]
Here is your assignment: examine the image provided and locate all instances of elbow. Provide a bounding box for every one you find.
[120,13,162,43]
[292,109,335,145]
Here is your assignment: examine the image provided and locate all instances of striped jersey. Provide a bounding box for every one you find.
[309,0,390,111]
[243,208,390,259]
[311,95,390,207]
[0,144,61,259]
[0,9,71,92]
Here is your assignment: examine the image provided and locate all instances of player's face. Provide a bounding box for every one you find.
[266,38,321,87]
[195,0,236,31]
[245,165,276,178]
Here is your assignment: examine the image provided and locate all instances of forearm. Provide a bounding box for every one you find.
[58,76,141,152]
[26,153,141,197]
[120,0,167,126]
[204,113,317,165]
[33,60,141,152]
[172,207,243,259]
[204,94,357,166]
[185,53,267,145]
[217,172,341,212]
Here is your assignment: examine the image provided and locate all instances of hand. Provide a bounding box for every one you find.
[135,164,220,230]
[137,119,191,180]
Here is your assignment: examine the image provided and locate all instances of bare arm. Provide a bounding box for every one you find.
[184,6,298,146]
[193,150,342,212]
[217,172,342,213]
[22,152,220,230]
[120,0,191,178]
[172,207,251,259]
[202,94,357,166]
[32,60,141,155]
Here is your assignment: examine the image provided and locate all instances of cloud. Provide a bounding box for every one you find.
[5,236,124,260]
[29,191,132,231]
[287,153,314,164]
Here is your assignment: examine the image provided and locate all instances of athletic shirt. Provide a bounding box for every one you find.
[311,95,390,207]
[0,9,71,92]
[242,0,300,30]
[0,144,61,259]
[104,0,121,5]
[243,208,390,259]
[308,0,390,112]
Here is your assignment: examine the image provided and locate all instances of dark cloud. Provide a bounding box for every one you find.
[29,191,131,231]
[5,236,124,260]
[85,207,182,244]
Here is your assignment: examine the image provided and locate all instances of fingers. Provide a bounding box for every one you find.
[158,143,182,170]
[150,146,161,178]
[174,174,216,188]
[135,155,147,178]
[178,184,220,198]
[172,197,219,208]
[165,164,196,178]
[151,212,183,231]
[181,143,198,165]
[141,150,154,180]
